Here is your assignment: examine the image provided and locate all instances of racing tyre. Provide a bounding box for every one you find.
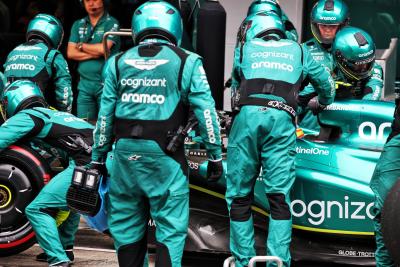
[0,145,51,256]
[382,179,400,264]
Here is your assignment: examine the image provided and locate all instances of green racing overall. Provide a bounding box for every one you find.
[3,40,73,112]
[299,60,383,132]
[92,40,222,267]
[227,37,335,267]
[370,100,400,267]
[298,38,335,131]
[0,107,93,265]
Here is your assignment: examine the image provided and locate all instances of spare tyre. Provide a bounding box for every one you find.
[0,144,52,256]
[382,178,400,264]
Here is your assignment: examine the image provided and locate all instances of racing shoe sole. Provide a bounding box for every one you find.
[36,250,74,263]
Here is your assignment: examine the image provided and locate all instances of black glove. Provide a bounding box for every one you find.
[307,96,327,115]
[89,161,107,177]
[297,92,318,108]
[207,159,223,183]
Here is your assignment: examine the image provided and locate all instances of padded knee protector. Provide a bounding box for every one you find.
[155,242,172,267]
[117,234,147,267]
[267,193,291,220]
[230,195,253,222]
[39,207,60,218]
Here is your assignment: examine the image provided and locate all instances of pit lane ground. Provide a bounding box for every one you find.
[0,227,372,267]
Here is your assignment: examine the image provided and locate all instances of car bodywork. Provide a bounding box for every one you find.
[0,0,399,262]
[0,99,395,265]
[183,100,394,265]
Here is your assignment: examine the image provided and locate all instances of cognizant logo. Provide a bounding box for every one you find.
[8,54,39,62]
[120,78,167,89]
[251,61,294,72]
[204,109,216,143]
[121,93,165,104]
[5,63,35,71]
[291,196,374,226]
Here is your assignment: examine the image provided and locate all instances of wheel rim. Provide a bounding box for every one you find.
[0,164,37,243]
[0,184,12,209]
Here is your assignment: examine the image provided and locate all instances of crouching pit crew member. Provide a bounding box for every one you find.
[0,80,94,267]
[299,26,383,132]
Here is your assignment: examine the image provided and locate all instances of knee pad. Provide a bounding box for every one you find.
[117,234,147,267]
[38,208,70,226]
[39,207,60,218]
[230,195,253,222]
[155,242,172,267]
[267,193,291,220]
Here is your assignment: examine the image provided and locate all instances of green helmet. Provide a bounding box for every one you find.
[237,12,285,45]
[26,14,64,49]
[311,0,350,45]
[1,80,47,119]
[247,0,282,18]
[131,0,183,46]
[332,26,376,81]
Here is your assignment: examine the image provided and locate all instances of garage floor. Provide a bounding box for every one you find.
[0,226,371,267]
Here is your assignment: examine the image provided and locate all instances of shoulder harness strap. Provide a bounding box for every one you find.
[19,113,45,142]
[163,44,189,92]
[114,52,124,82]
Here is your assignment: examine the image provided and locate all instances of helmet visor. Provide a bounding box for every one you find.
[339,58,374,80]
[311,22,340,44]
[347,60,374,79]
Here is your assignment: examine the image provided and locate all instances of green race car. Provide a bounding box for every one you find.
[0,99,395,265]
[184,99,394,265]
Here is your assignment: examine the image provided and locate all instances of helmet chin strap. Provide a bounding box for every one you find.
[256,29,285,41]
[27,33,55,49]
[321,42,332,50]
[338,63,361,81]
[137,31,177,46]
[262,33,281,41]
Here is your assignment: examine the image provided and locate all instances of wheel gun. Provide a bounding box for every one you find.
[166,115,198,153]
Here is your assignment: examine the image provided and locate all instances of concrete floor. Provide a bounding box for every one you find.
[0,227,121,267]
[0,245,119,267]
[0,226,370,267]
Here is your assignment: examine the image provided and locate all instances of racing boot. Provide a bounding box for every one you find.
[36,247,74,262]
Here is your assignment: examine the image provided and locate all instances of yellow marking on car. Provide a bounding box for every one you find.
[189,184,374,236]
[293,225,374,235]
